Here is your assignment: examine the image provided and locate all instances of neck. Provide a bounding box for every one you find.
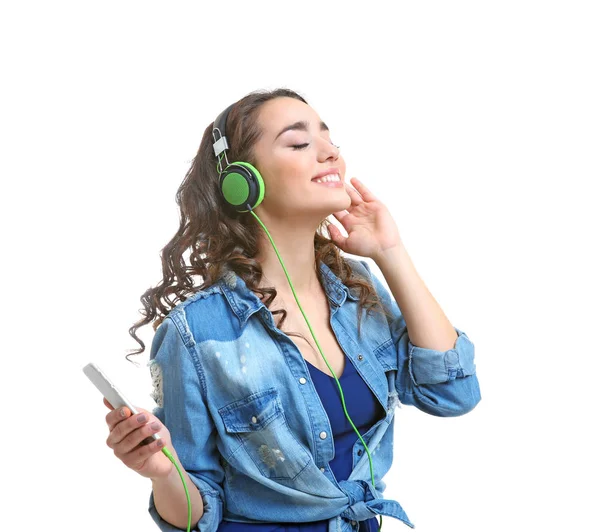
[255,219,323,299]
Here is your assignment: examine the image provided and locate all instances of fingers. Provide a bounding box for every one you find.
[104,403,148,433]
[106,409,164,458]
[350,177,376,202]
[332,210,349,223]
[118,420,163,458]
[344,182,363,206]
[326,223,336,239]
[105,403,131,431]
[125,436,167,472]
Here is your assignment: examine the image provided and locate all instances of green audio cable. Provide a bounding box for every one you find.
[160,200,383,532]
[249,209,383,532]
[160,446,192,532]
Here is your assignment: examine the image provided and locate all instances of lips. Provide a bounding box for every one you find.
[312,168,340,180]
[311,173,343,187]
[311,173,341,184]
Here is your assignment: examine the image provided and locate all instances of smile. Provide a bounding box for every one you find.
[311,173,343,187]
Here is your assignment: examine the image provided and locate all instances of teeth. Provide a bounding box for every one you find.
[313,173,340,184]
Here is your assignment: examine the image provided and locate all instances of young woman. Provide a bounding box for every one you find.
[103,88,481,532]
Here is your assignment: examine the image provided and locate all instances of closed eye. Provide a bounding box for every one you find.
[291,141,340,151]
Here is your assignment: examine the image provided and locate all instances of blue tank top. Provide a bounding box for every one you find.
[218,353,385,532]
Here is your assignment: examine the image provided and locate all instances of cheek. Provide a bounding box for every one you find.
[266,155,311,184]
[339,158,347,178]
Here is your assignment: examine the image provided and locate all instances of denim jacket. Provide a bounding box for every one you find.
[147,258,481,532]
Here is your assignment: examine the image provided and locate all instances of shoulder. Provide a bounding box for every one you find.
[163,282,234,348]
[342,257,390,306]
[344,256,375,282]
[168,283,223,318]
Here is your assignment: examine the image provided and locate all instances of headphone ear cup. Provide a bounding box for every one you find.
[219,161,265,213]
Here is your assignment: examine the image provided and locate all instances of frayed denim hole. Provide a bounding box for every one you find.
[149,360,163,407]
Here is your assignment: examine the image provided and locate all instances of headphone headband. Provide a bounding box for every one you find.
[212,102,236,157]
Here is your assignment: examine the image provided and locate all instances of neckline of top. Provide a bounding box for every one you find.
[306,357,350,380]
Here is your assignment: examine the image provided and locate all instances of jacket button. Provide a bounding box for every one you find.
[351,521,357,527]
[357,449,363,456]
[319,431,328,440]
[251,416,257,424]
[357,354,363,361]
[320,467,325,472]
[299,377,307,384]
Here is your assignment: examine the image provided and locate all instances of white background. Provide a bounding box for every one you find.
[2,1,598,530]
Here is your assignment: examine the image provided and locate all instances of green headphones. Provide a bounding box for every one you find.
[212,102,265,213]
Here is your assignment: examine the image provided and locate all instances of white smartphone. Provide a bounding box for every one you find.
[83,362,160,445]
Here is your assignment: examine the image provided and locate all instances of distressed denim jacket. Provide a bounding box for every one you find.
[147,258,481,532]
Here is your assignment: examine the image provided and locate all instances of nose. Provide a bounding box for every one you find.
[318,139,340,162]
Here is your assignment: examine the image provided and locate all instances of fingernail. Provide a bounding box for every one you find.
[119,408,126,418]
[137,413,147,423]
[151,422,160,430]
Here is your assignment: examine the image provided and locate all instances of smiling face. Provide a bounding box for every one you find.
[251,96,351,219]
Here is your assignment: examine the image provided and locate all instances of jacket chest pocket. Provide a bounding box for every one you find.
[373,337,398,372]
[218,387,311,480]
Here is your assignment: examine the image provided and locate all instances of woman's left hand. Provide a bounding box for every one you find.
[327,177,403,261]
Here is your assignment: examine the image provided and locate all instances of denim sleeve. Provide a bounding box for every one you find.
[359,260,481,417]
[147,316,224,531]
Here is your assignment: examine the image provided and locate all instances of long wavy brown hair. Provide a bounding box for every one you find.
[126,88,392,363]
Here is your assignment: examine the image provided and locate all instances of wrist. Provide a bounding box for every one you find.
[150,446,180,482]
[373,242,406,268]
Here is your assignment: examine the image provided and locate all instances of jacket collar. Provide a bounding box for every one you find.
[218,261,359,327]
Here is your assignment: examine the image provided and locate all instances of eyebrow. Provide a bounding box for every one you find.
[274,120,329,141]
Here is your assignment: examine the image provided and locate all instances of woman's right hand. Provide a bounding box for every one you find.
[104,397,175,480]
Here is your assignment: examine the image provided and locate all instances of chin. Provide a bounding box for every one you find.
[321,196,352,217]
[338,194,353,210]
